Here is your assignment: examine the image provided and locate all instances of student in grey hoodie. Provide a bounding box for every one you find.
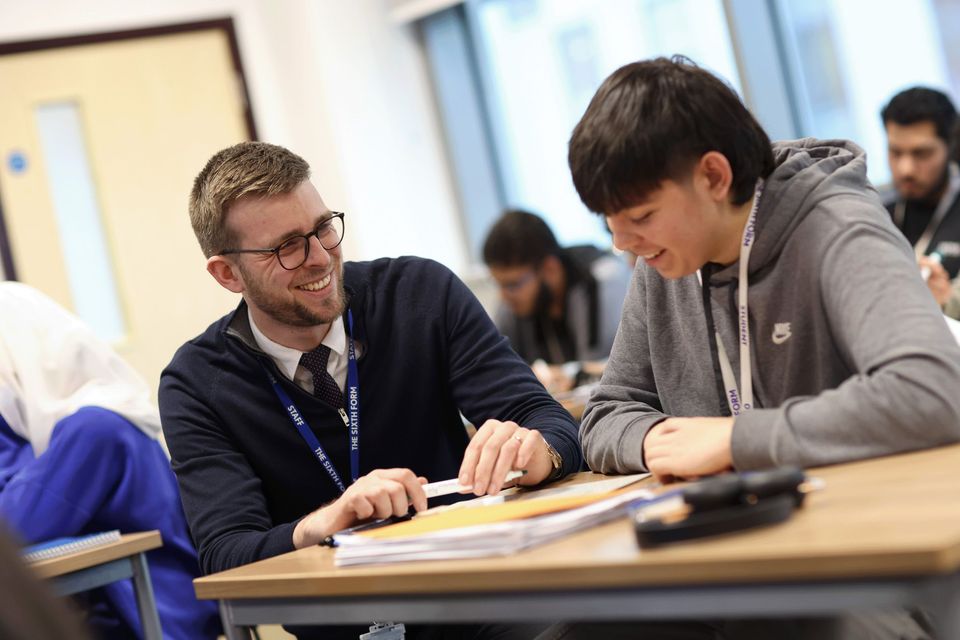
[542,56,960,639]
[571,58,960,482]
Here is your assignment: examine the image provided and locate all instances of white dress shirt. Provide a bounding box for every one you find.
[248,308,348,394]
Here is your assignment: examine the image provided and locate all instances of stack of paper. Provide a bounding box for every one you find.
[333,475,653,566]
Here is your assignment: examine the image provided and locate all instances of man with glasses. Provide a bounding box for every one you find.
[159,142,580,640]
[482,210,632,391]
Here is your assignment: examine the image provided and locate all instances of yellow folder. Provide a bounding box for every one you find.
[360,486,641,540]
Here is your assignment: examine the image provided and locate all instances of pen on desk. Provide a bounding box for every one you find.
[328,470,529,545]
[423,469,527,499]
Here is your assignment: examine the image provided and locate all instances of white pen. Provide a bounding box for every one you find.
[423,469,527,499]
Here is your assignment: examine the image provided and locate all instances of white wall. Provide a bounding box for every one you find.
[0,0,468,271]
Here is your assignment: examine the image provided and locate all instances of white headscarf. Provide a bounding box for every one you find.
[0,282,161,455]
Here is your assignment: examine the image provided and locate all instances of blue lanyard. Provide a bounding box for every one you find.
[345,310,360,482]
[262,310,360,494]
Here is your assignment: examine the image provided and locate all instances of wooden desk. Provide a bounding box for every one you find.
[554,384,593,421]
[32,530,164,640]
[557,395,585,421]
[195,446,960,639]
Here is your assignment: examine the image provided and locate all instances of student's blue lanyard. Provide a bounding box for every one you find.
[262,310,360,494]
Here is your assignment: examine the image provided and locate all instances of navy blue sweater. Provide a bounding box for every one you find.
[160,257,582,574]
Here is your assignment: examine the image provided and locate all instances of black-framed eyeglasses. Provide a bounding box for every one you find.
[220,212,346,270]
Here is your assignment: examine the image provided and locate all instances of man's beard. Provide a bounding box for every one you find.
[905,165,950,206]
[241,264,347,327]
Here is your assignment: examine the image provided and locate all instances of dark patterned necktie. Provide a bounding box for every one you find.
[299,345,343,408]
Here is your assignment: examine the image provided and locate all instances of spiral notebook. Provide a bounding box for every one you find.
[23,530,121,563]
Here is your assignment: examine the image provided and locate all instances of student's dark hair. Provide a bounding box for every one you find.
[881,87,958,143]
[568,56,775,214]
[482,209,561,268]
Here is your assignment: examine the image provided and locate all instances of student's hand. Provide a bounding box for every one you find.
[642,417,734,482]
[579,360,607,379]
[921,257,951,307]
[458,420,555,495]
[292,468,427,548]
[531,360,575,394]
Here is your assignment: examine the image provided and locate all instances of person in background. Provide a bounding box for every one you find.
[915,115,960,320]
[0,282,219,640]
[482,210,632,393]
[542,56,960,640]
[160,142,581,640]
[881,87,960,295]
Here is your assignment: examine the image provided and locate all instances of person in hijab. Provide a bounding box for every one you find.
[0,281,219,640]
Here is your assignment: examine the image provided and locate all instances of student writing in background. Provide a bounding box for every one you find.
[482,209,632,393]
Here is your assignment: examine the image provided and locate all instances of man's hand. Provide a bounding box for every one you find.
[292,468,427,548]
[921,257,951,307]
[458,420,555,495]
[642,417,734,482]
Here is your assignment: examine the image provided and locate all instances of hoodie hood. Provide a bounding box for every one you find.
[712,138,878,284]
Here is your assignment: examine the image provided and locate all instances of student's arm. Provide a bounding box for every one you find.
[732,219,960,470]
[579,267,670,474]
[429,261,582,492]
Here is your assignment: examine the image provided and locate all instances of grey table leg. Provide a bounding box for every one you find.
[220,601,255,640]
[130,552,164,640]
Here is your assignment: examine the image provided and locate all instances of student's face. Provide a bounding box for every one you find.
[226,181,346,328]
[886,120,949,201]
[606,179,728,279]
[489,264,541,317]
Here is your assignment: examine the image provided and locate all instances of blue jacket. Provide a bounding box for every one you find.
[0,408,220,639]
[160,257,582,574]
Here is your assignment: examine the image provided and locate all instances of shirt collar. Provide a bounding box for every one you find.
[247,307,347,380]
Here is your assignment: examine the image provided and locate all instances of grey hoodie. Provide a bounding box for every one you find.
[580,138,960,473]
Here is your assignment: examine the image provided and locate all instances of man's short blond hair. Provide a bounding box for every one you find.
[189,142,311,258]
